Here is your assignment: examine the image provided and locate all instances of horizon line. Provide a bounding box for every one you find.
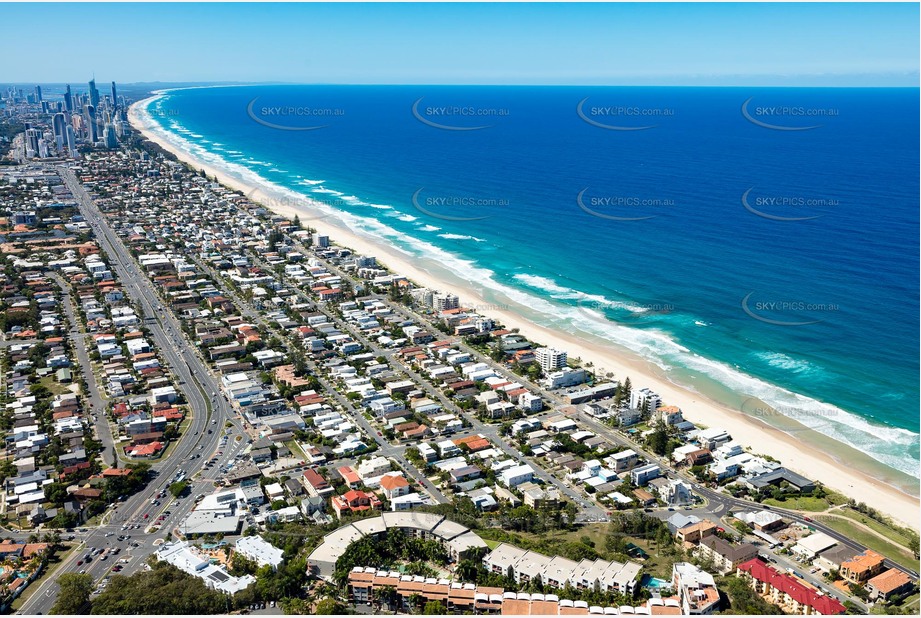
[4,80,920,89]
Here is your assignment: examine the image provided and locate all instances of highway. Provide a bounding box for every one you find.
[15,165,247,614]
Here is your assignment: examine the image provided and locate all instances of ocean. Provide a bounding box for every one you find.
[140,85,919,485]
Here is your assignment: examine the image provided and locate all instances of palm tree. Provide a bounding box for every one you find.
[377,585,397,611]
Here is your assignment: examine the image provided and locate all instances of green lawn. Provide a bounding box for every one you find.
[816,516,917,571]
[761,496,830,512]
[834,508,914,548]
[482,538,501,550]
[823,490,850,506]
[898,592,919,611]
[39,374,73,396]
[285,440,306,460]
[479,524,680,579]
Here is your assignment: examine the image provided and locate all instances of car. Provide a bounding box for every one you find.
[144,514,149,519]
[77,560,83,566]
[803,516,813,522]
[80,569,86,574]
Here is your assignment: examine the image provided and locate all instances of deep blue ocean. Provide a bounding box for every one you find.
[142,85,919,482]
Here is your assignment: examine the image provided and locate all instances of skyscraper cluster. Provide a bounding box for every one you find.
[2,77,129,159]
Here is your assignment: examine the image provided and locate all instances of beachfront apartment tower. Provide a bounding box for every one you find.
[630,387,661,413]
[433,293,459,311]
[536,347,568,373]
[410,287,434,308]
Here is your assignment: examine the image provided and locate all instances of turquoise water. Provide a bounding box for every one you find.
[140,85,919,485]
[643,576,671,589]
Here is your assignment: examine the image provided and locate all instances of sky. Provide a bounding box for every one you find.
[0,2,918,86]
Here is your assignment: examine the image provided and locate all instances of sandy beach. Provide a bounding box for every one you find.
[129,96,919,530]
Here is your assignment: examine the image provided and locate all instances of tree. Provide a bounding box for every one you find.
[0,457,16,482]
[423,600,446,614]
[51,573,93,614]
[908,535,919,559]
[718,575,782,614]
[732,520,753,536]
[44,482,69,505]
[647,421,669,455]
[169,480,189,498]
[315,597,344,615]
[90,561,230,614]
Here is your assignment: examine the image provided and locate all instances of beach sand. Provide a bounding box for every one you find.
[129,97,920,531]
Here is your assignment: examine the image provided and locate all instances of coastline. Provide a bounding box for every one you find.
[128,96,920,531]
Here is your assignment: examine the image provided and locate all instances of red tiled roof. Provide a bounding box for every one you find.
[380,475,409,491]
[867,569,911,594]
[303,468,329,489]
[102,467,132,477]
[337,466,360,485]
[738,559,846,614]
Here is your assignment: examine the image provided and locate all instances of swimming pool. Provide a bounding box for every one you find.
[642,575,670,589]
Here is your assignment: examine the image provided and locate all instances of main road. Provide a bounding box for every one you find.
[16,166,247,615]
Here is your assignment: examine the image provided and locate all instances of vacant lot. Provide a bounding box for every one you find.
[816,516,916,571]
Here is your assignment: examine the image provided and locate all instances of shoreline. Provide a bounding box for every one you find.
[128,95,920,531]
